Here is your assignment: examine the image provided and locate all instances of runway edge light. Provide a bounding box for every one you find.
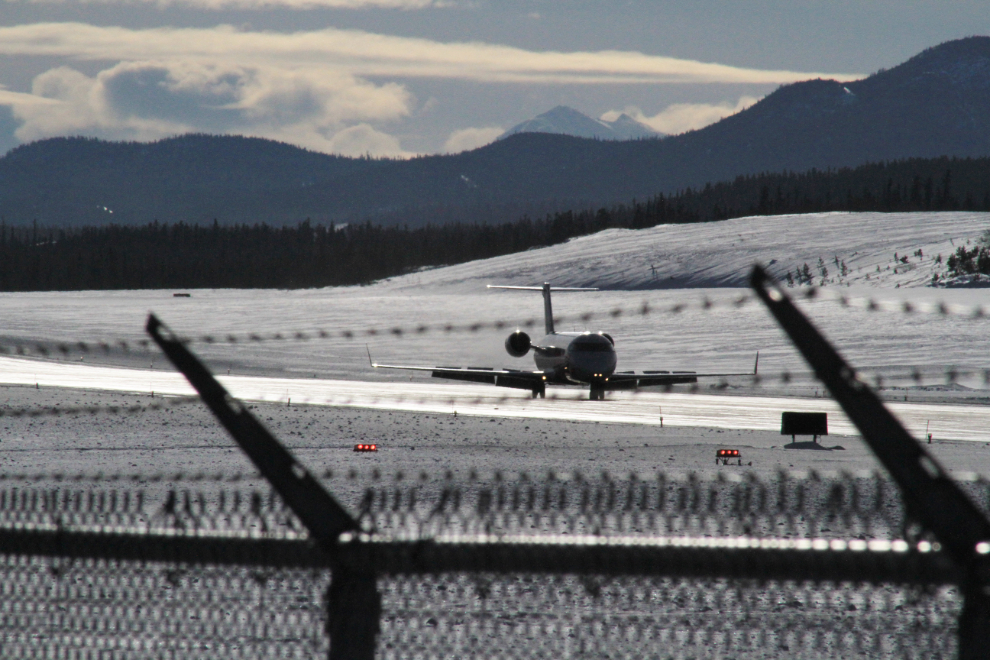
[716,448,741,465]
[354,444,378,452]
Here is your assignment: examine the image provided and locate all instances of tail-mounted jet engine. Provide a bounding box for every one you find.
[505,330,532,357]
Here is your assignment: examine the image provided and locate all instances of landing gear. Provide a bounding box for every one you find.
[589,386,605,401]
[532,384,546,399]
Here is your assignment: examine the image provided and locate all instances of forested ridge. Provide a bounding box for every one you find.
[2,156,989,291]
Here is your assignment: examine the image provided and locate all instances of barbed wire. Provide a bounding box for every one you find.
[1,286,988,359]
[1,362,986,426]
[0,396,200,419]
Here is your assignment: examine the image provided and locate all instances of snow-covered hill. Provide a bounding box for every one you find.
[382,211,990,292]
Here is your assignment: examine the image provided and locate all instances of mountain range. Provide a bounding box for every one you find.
[0,36,988,227]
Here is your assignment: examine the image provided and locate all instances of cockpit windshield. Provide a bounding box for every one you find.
[571,338,613,352]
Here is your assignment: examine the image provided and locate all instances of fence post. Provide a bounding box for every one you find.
[750,265,990,659]
[327,568,381,660]
[147,314,381,659]
[958,586,990,659]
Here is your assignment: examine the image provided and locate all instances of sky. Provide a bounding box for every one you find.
[0,1,987,158]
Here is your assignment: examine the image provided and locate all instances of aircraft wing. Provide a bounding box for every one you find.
[605,353,760,390]
[604,371,700,389]
[372,362,547,393]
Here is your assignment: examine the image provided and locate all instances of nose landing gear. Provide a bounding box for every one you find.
[589,386,605,401]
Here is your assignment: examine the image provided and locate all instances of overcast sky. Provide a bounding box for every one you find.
[0,1,986,157]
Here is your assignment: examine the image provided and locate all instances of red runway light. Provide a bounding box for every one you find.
[354,444,378,452]
[716,448,741,465]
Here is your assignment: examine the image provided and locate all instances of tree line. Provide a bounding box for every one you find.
[946,231,990,278]
[1,156,989,291]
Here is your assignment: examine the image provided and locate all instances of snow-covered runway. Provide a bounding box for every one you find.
[3,356,987,443]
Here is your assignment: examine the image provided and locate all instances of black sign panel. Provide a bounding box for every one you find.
[781,412,828,436]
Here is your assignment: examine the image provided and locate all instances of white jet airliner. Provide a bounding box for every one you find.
[372,283,757,400]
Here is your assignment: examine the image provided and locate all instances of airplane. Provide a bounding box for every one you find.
[372,283,758,400]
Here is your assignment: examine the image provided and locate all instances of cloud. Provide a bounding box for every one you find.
[326,123,408,157]
[443,126,502,153]
[5,61,413,154]
[603,96,761,135]
[6,0,439,7]
[16,66,182,142]
[0,23,861,155]
[0,23,863,85]
[0,105,19,155]
[0,85,63,107]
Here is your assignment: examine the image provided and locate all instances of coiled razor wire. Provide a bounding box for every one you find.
[5,469,990,541]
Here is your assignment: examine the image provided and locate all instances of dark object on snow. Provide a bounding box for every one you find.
[781,412,828,442]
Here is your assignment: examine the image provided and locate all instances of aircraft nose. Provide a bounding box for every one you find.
[569,349,616,380]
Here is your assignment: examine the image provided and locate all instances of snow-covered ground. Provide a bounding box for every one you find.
[0,213,990,469]
[1,212,988,384]
[4,356,989,443]
[1,211,989,434]
[380,211,990,291]
[4,213,983,660]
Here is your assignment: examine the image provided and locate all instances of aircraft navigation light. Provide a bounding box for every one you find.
[354,444,378,452]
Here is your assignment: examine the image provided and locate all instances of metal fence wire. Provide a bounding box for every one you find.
[0,472,968,658]
[2,270,987,659]
[0,558,332,658]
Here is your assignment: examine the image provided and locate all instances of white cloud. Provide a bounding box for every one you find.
[0,23,863,85]
[0,84,62,107]
[5,61,414,154]
[326,123,408,157]
[14,66,187,142]
[603,96,761,135]
[443,126,502,153]
[6,0,439,7]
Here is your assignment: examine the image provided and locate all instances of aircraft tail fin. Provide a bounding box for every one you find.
[488,283,598,335]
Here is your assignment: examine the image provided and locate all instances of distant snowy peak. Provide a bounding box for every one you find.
[606,113,661,139]
[499,106,660,141]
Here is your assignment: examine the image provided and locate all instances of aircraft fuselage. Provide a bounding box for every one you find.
[534,331,617,386]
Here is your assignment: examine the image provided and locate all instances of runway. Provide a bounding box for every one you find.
[2,356,988,444]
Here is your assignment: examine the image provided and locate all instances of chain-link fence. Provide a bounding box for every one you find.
[0,472,966,658]
[1,269,986,658]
